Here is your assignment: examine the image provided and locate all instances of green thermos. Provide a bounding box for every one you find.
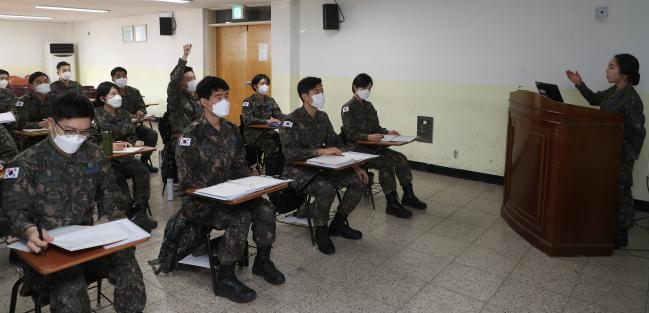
[101,130,113,156]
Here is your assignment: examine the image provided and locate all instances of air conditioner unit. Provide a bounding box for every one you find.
[44,43,77,82]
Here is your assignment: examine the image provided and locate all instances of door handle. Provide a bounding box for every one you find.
[244,80,251,86]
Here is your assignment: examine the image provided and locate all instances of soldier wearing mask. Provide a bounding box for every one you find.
[89,81,158,232]
[0,93,147,313]
[176,76,285,303]
[50,61,83,96]
[567,54,646,248]
[167,43,203,139]
[341,73,427,219]
[241,73,286,176]
[279,76,369,255]
[14,71,59,149]
[0,69,15,113]
[110,66,159,173]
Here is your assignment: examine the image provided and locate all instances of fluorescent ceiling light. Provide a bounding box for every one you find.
[35,5,110,13]
[0,14,54,20]
[154,0,193,3]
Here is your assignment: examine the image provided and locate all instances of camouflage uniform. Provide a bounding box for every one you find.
[176,115,276,265]
[90,107,151,211]
[0,125,17,165]
[167,58,203,138]
[241,94,286,153]
[0,139,145,313]
[0,88,15,113]
[341,98,413,195]
[13,92,60,149]
[577,83,646,230]
[120,85,159,150]
[50,79,83,96]
[279,107,365,226]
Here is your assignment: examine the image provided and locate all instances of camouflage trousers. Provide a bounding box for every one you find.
[617,157,636,230]
[296,168,365,226]
[363,148,413,195]
[111,157,150,208]
[135,125,158,157]
[19,248,145,313]
[192,197,276,265]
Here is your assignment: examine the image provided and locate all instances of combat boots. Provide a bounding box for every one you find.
[315,225,335,255]
[252,245,286,285]
[401,183,427,210]
[126,203,158,232]
[215,263,257,303]
[329,212,362,239]
[386,191,412,219]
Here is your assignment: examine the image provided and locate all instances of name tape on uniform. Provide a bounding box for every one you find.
[242,102,250,107]
[15,101,24,107]
[282,121,293,128]
[179,137,192,146]
[342,106,350,113]
[4,167,19,179]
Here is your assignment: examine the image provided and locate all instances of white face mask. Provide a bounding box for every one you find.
[52,127,86,154]
[61,71,72,80]
[186,79,198,93]
[114,78,128,88]
[311,92,325,110]
[106,94,122,108]
[212,98,230,117]
[257,84,269,95]
[0,79,8,89]
[356,88,371,100]
[35,83,50,94]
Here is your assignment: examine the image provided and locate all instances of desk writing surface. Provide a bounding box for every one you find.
[108,146,157,160]
[187,183,288,205]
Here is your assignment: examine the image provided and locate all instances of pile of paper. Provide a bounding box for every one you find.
[0,112,16,124]
[381,135,417,143]
[306,151,378,169]
[194,176,291,201]
[113,147,143,154]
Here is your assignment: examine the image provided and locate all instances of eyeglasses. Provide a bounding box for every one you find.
[55,120,91,137]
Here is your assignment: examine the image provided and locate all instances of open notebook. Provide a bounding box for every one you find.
[0,112,16,124]
[194,176,292,201]
[306,151,378,169]
[381,135,417,143]
[113,147,143,154]
[8,219,150,253]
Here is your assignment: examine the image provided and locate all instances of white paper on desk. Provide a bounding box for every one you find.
[52,224,128,252]
[22,128,49,133]
[381,135,416,143]
[7,225,89,252]
[103,219,151,249]
[179,254,210,269]
[342,151,379,162]
[194,176,291,201]
[113,147,143,154]
[0,112,16,124]
[306,155,356,168]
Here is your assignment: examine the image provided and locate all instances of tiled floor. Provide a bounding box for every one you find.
[2,167,649,313]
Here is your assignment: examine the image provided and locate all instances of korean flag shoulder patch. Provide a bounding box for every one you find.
[282,121,293,128]
[179,137,192,146]
[15,101,24,107]
[4,167,19,179]
[342,106,350,113]
[242,102,250,107]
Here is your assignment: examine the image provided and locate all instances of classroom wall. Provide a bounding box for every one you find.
[0,20,72,77]
[69,9,207,115]
[270,0,649,200]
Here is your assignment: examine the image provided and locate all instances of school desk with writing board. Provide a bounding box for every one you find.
[14,129,49,138]
[356,137,419,147]
[186,182,289,205]
[108,146,157,160]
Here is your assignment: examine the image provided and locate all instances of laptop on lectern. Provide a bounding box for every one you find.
[535,82,564,103]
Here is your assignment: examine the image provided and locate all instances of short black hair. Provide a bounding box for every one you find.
[297,77,322,102]
[56,61,71,71]
[184,66,194,74]
[51,92,95,121]
[615,54,641,86]
[352,73,373,92]
[251,73,270,91]
[0,69,8,76]
[29,71,49,85]
[196,76,229,100]
[93,81,119,107]
[110,66,127,77]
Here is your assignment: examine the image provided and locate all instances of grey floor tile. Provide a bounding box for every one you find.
[570,274,646,313]
[455,244,521,277]
[401,284,485,313]
[485,277,569,313]
[407,232,469,261]
[433,263,504,301]
[509,248,584,294]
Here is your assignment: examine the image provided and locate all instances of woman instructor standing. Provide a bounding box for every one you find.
[567,54,645,248]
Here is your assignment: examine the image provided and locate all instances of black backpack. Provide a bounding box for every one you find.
[151,209,208,274]
[159,111,172,145]
[268,188,307,215]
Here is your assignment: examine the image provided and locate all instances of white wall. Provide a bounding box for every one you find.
[271,0,649,200]
[0,20,72,77]
[70,9,207,115]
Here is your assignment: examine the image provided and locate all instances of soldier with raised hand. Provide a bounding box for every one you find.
[167,43,203,140]
[89,81,158,232]
[110,67,159,173]
[14,71,59,149]
[0,93,146,313]
[279,76,369,255]
[176,76,285,304]
[50,61,83,96]
[341,73,427,219]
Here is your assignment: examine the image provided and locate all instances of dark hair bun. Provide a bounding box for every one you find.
[631,73,640,86]
[615,54,640,86]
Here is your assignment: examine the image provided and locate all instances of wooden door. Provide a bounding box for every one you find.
[214,24,271,125]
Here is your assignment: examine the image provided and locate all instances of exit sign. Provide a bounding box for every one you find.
[232,5,246,20]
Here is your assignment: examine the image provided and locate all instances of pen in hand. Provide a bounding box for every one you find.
[36,221,45,255]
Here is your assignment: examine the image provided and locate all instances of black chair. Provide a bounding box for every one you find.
[239,116,265,174]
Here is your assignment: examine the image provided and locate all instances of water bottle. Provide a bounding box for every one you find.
[101,131,113,156]
[166,178,175,201]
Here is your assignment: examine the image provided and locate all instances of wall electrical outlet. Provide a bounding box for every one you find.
[417,116,433,143]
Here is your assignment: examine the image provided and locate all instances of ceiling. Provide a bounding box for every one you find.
[0,0,269,22]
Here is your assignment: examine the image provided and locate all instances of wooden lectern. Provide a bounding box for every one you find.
[502,91,624,256]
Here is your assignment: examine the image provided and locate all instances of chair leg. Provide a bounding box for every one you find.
[206,230,219,296]
[369,186,376,211]
[97,279,102,306]
[335,189,342,203]
[238,241,250,267]
[35,295,44,313]
[305,196,315,246]
[9,276,23,313]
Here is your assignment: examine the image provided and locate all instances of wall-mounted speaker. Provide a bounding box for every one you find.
[323,4,340,30]
[160,17,173,36]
